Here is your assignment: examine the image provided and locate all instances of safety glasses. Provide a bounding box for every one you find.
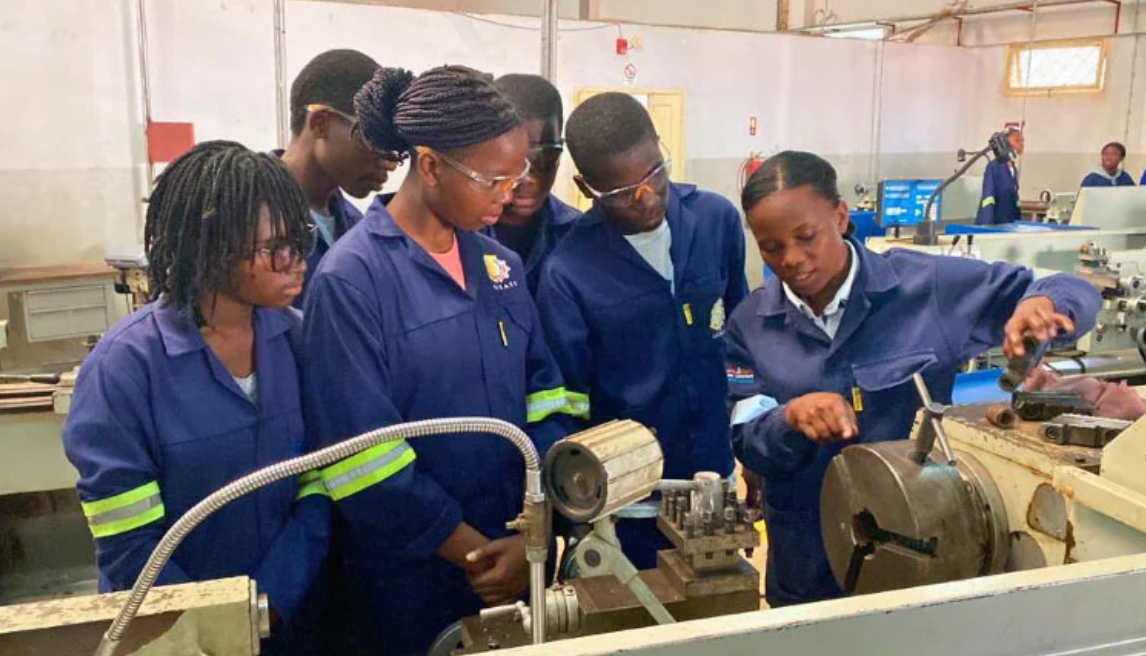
[306,104,409,165]
[528,141,564,174]
[416,146,532,195]
[256,224,317,273]
[581,150,672,208]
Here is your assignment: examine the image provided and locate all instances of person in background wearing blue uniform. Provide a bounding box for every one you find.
[63,142,329,655]
[726,151,1100,608]
[484,74,580,296]
[976,127,1024,225]
[536,92,749,569]
[1081,141,1135,188]
[279,49,406,305]
[301,66,576,656]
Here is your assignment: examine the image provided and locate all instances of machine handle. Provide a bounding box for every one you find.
[912,373,957,466]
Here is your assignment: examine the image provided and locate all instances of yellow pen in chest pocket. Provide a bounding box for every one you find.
[851,386,864,413]
[498,320,508,347]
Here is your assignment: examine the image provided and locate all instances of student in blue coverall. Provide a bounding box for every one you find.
[1081,141,1136,188]
[301,66,575,656]
[63,142,328,655]
[278,49,404,305]
[726,151,1100,608]
[976,128,1024,225]
[484,74,581,296]
[536,92,749,569]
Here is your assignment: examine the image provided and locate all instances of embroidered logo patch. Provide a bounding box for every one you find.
[483,254,511,284]
[709,299,725,334]
[727,366,755,386]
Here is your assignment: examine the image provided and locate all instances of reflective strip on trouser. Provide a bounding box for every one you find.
[564,391,590,420]
[321,440,416,501]
[981,196,996,208]
[81,481,165,539]
[526,387,570,423]
[296,470,329,501]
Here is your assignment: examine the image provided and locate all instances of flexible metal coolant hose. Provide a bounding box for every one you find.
[94,417,545,656]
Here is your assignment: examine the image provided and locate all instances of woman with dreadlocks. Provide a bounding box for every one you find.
[301,66,577,656]
[63,141,328,654]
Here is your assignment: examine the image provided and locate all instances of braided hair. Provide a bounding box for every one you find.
[144,140,310,326]
[742,151,841,213]
[354,64,521,155]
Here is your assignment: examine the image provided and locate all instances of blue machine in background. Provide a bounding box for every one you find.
[878,179,944,228]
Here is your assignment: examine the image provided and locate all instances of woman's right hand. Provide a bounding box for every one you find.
[783,393,859,443]
[438,522,492,577]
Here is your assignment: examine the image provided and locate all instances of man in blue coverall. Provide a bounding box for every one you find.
[536,92,749,569]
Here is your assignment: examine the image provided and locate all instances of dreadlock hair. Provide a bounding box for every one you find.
[354,64,521,155]
[494,74,563,130]
[290,49,380,136]
[144,140,310,327]
[742,151,842,213]
[565,92,657,185]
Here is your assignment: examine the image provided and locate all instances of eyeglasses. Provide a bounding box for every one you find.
[256,224,317,273]
[528,141,564,174]
[306,104,409,165]
[416,146,532,195]
[582,157,672,208]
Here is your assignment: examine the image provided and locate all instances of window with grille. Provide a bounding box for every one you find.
[1006,39,1108,95]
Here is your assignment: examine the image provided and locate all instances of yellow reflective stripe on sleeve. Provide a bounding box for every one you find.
[526,387,569,423]
[981,196,996,208]
[321,440,416,501]
[81,481,165,539]
[296,470,329,501]
[564,391,591,420]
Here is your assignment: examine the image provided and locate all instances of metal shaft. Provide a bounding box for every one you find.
[94,417,545,656]
[912,373,957,465]
[540,0,558,81]
[530,562,546,644]
[273,0,289,149]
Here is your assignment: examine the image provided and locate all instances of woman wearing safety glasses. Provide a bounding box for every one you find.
[63,141,328,655]
[299,65,577,656]
[536,92,749,570]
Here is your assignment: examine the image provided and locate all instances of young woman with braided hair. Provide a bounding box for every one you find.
[301,65,577,655]
[63,141,329,655]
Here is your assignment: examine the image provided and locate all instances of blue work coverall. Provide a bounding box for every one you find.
[1081,169,1135,188]
[63,303,330,654]
[484,194,581,297]
[270,150,363,308]
[976,159,1021,225]
[301,201,574,656]
[724,238,1100,607]
[536,183,749,569]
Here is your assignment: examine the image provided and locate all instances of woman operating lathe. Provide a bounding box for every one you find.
[725,151,1101,608]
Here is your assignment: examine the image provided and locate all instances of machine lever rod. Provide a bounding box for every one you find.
[912,373,957,466]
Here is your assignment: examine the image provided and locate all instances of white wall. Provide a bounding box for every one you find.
[960,33,1146,193]
[0,0,144,266]
[2,0,1141,271]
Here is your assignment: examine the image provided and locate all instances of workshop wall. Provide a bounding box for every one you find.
[0,2,144,268]
[1,0,1143,273]
[961,34,1146,196]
